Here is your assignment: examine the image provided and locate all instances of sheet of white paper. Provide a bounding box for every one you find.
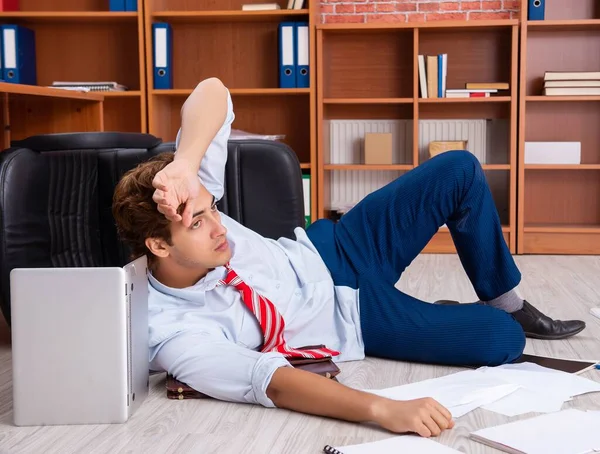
[363,370,520,418]
[481,387,566,417]
[471,409,600,454]
[475,362,600,416]
[332,435,463,454]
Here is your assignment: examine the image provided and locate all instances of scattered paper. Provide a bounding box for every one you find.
[477,362,600,416]
[481,387,566,417]
[329,435,463,454]
[362,362,600,419]
[470,409,600,454]
[363,370,520,418]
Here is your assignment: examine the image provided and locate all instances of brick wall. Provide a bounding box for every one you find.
[320,0,521,24]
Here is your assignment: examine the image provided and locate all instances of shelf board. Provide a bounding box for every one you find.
[324,164,413,171]
[152,88,310,96]
[323,98,413,104]
[300,163,311,169]
[524,224,600,234]
[0,11,138,22]
[527,19,600,31]
[419,96,511,103]
[482,164,511,170]
[317,19,517,31]
[526,95,600,102]
[525,164,600,170]
[102,90,142,97]
[440,225,511,233]
[152,9,309,23]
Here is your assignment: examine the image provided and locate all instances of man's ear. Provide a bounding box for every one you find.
[145,237,170,258]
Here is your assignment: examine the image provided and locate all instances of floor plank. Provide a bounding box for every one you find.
[0,255,598,453]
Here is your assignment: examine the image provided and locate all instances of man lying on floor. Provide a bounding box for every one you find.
[112,77,585,438]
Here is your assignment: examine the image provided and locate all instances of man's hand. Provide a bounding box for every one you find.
[371,397,455,437]
[152,158,201,227]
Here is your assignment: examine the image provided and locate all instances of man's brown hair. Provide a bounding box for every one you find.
[112,152,175,270]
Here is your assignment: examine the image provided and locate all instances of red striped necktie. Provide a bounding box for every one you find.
[218,263,340,360]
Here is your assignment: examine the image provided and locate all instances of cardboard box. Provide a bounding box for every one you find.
[364,132,392,164]
[429,140,468,158]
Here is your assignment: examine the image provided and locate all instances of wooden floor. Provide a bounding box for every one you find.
[0,255,599,453]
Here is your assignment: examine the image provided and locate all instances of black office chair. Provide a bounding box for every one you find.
[0,132,305,326]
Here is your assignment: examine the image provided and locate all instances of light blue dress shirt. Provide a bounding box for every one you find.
[148,89,365,408]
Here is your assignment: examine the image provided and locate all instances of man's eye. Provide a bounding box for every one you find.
[191,220,201,229]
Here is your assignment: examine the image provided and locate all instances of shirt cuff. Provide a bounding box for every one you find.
[249,352,292,408]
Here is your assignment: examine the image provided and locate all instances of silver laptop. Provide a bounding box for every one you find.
[10,255,149,426]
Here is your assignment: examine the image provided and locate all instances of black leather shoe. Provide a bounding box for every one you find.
[435,299,586,340]
[512,300,586,340]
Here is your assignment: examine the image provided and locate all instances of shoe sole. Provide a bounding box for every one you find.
[525,324,586,340]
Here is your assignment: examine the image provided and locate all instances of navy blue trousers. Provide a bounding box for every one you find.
[307,151,526,367]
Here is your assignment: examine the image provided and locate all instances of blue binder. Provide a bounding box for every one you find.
[0,28,3,82]
[125,0,137,11]
[152,23,172,90]
[278,22,296,88]
[295,22,309,88]
[109,0,126,11]
[528,0,545,20]
[1,25,36,85]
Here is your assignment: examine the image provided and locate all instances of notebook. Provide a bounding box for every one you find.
[470,408,600,454]
[323,435,463,453]
[512,354,598,375]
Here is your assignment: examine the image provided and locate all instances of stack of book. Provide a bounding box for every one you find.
[418,54,509,98]
[241,0,304,10]
[543,71,600,96]
[446,82,509,98]
[48,81,128,92]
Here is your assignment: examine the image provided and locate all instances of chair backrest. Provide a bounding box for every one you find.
[0,132,305,325]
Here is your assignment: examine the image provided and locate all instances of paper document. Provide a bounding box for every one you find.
[470,408,600,454]
[363,370,520,418]
[326,435,463,454]
[478,362,600,416]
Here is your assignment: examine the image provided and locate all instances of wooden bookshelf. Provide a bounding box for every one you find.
[0,0,147,134]
[145,0,317,224]
[316,20,519,254]
[518,0,600,254]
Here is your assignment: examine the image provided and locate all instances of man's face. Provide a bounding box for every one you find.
[164,185,231,271]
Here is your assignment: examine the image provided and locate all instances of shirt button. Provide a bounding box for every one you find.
[276,283,280,289]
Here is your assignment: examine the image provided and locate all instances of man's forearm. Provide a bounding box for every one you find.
[266,366,387,424]
[175,77,229,170]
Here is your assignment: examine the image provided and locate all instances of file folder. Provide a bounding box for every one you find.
[0,27,3,82]
[0,0,20,11]
[2,25,36,85]
[302,173,311,228]
[278,22,295,88]
[109,0,126,11]
[528,0,545,20]
[125,0,137,12]
[152,23,172,90]
[295,22,309,88]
